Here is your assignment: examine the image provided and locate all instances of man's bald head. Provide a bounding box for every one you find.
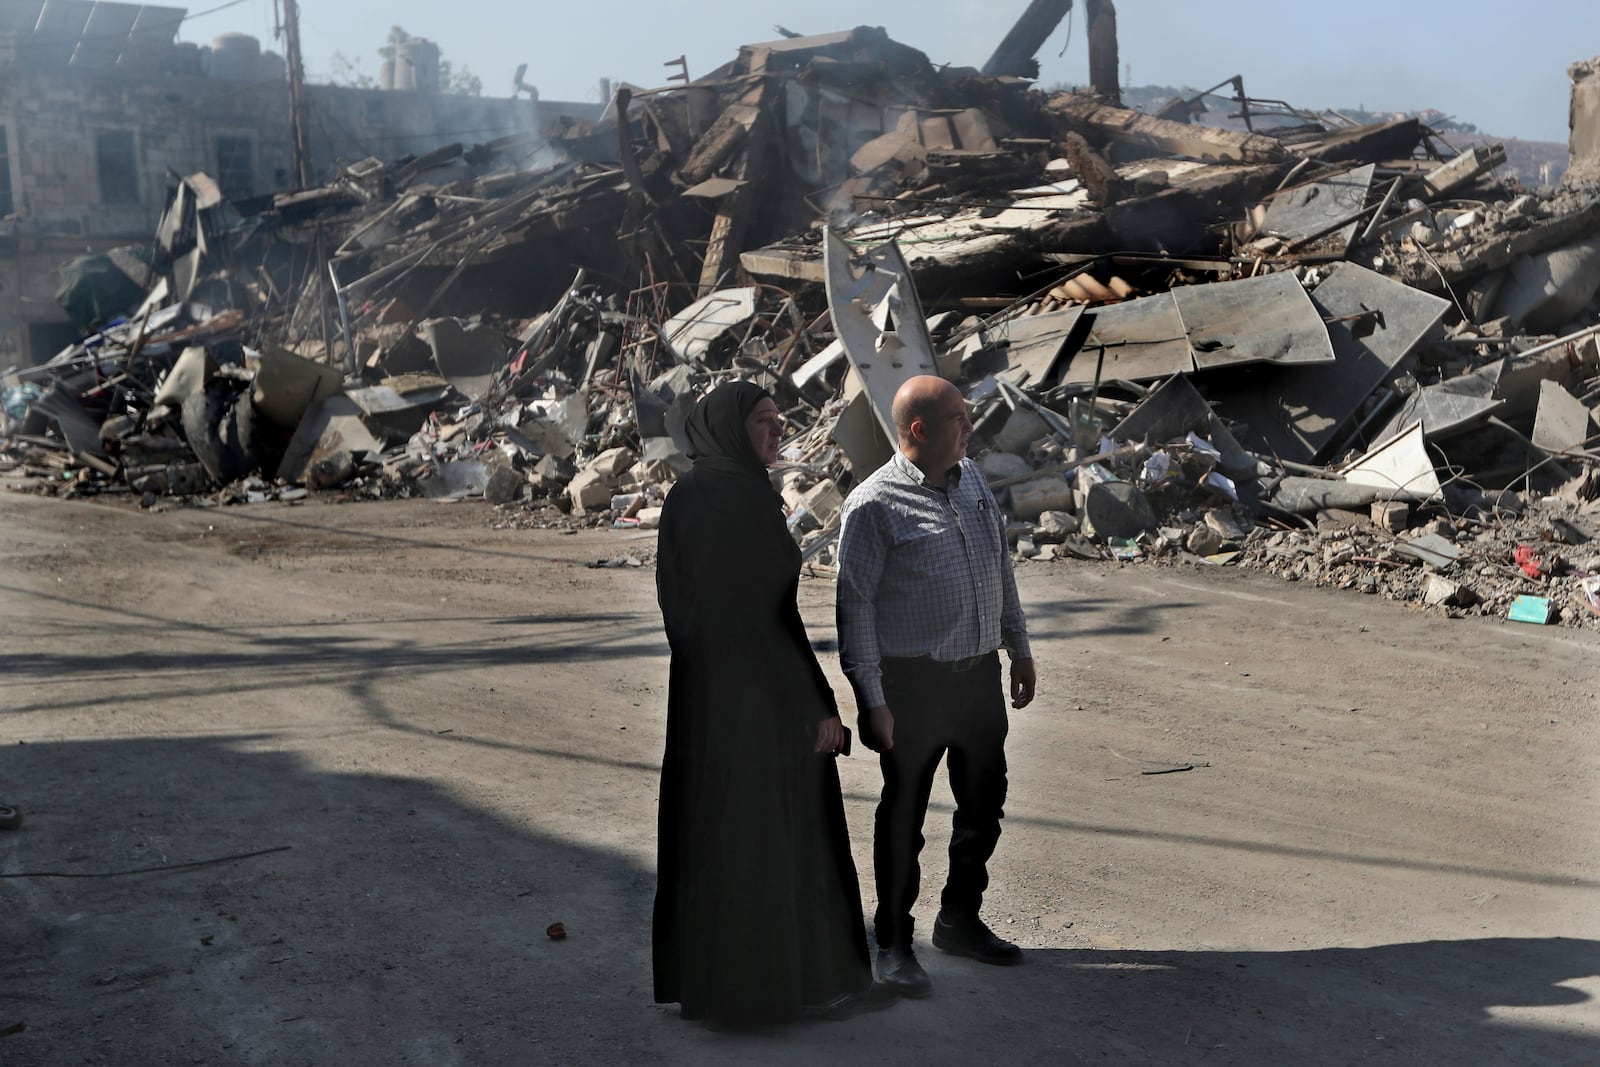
[892,375,961,445]
[891,375,971,483]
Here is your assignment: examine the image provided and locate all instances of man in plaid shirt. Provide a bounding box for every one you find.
[836,374,1038,999]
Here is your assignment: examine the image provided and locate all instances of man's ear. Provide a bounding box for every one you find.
[908,417,926,443]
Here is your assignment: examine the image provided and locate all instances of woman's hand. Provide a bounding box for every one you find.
[815,715,846,753]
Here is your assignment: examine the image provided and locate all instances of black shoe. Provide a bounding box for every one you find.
[875,945,934,998]
[805,981,901,1021]
[931,912,1023,965]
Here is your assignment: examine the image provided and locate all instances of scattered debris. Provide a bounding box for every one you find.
[3,25,1597,629]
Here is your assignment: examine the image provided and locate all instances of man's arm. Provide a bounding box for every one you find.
[983,474,1036,708]
[835,499,890,712]
[985,476,1032,664]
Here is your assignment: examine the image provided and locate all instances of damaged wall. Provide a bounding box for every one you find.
[0,32,600,366]
[1570,55,1600,183]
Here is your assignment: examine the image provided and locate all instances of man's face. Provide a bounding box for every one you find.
[915,389,973,472]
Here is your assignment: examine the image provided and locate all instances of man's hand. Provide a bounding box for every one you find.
[864,705,895,752]
[815,715,846,754]
[1010,658,1037,709]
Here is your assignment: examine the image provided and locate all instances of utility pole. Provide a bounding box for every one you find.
[279,0,312,188]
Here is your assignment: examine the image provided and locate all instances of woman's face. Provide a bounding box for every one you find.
[745,397,783,467]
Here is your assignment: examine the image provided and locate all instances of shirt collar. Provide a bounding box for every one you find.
[891,450,962,491]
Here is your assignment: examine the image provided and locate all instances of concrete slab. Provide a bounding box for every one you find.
[997,306,1086,388]
[1217,263,1450,463]
[1531,380,1596,453]
[1173,270,1334,370]
[1059,292,1191,385]
[1259,163,1377,257]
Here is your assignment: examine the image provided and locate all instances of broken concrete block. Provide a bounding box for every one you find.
[992,408,1051,455]
[1009,475,1074,520]
[979,450,1033,484]
[567,468,616,515]
[630,458,675,486]
[532,453,575,487]
[583,446,636,480]
[1421,144,1506,199]
[795,479,845,528]
[1187,525,1225,556]
[1419,518,1457,541]
[850,129,921,174]
[1204,509,1248,541]
[1036,510,1079,542]
[1423,575,1476,608]
[636,506,664,529]
[484,464,525,505]
[1494,343,1600,420]
[1488,234,1600,333]
[1372,500,1411,533]
[1084,481,1158,541]
[779,469,810,508]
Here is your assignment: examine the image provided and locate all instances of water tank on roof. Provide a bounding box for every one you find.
[394,37,440,94]
[209,33,260,81]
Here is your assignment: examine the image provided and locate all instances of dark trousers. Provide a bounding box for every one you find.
[871,651,1009,948]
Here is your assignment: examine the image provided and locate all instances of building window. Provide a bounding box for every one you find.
[0,125,13,217]
[216,136,253,201]
[96,130,139,205]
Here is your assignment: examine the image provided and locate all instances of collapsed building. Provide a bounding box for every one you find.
[2,15,1598,628]
[0,0,602,363]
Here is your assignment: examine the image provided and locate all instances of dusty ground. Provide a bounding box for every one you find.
[2,488,1597,1065]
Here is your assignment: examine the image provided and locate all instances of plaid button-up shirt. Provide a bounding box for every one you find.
[836,451,1032,710]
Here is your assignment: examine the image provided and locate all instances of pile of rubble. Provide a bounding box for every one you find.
[3,22,1598,627]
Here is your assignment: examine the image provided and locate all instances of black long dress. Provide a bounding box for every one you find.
[653,383,872,1023]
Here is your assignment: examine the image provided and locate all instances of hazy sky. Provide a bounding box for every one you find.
[181,1,1599,144]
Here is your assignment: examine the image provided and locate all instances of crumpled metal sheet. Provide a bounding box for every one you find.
[661,287,758,364]
[825,231,938,447]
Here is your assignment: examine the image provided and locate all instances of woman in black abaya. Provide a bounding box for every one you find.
[653,381,884,1024]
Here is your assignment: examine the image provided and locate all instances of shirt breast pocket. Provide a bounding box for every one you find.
[969,499,1003,557]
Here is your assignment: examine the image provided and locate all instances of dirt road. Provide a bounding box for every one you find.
[2,490,1597,1065]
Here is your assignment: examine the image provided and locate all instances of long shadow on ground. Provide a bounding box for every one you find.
[3,737,1594,1066]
